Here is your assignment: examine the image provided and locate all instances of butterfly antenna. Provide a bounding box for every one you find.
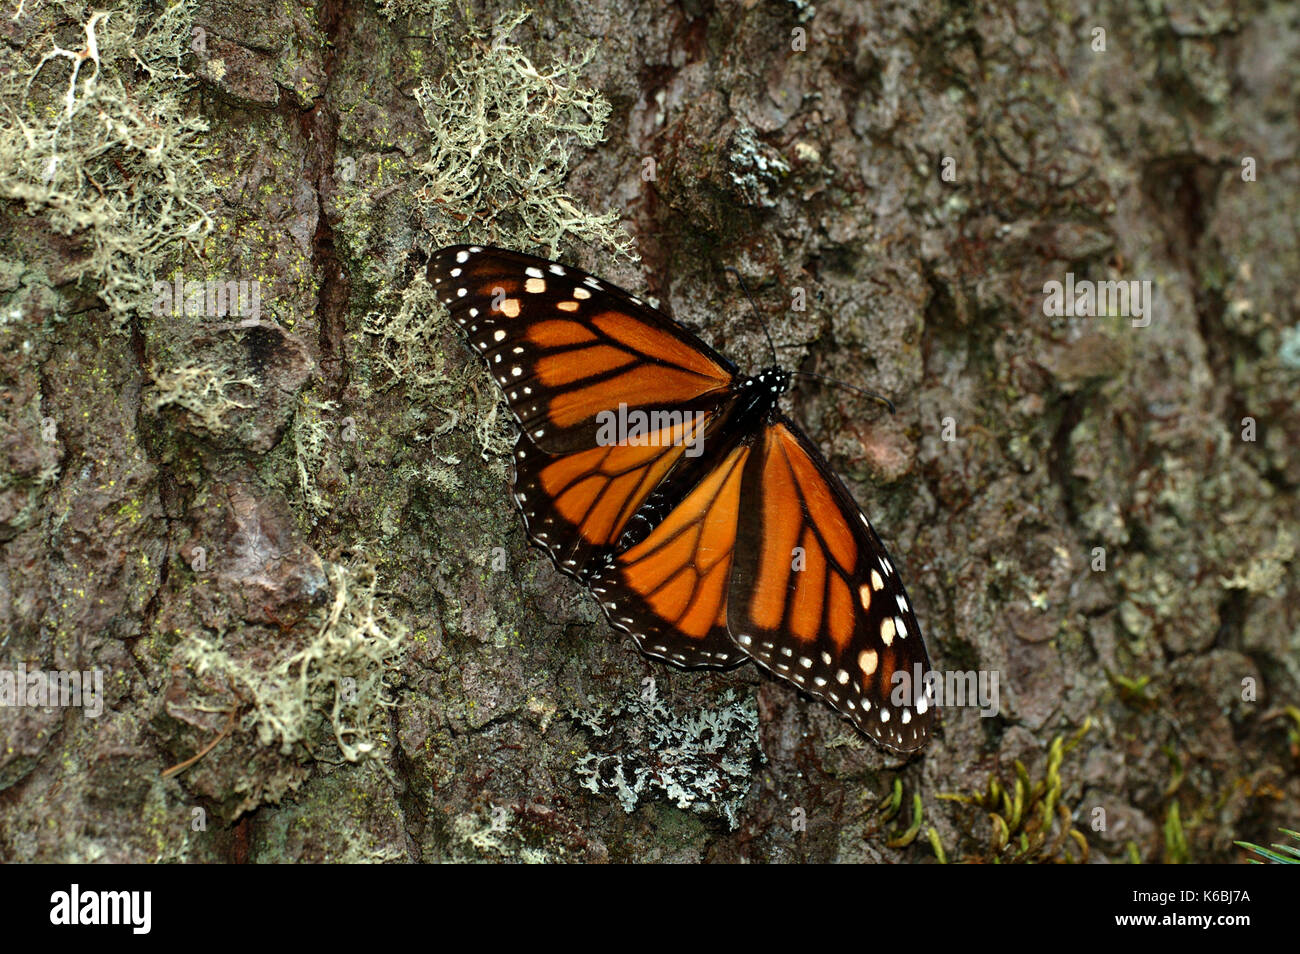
[724,266,779,367]
[792,371,897,415]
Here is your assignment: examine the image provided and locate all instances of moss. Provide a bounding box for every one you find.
[1163,801,1190,864]
[358,272,514,472]
[939,718,1093,863]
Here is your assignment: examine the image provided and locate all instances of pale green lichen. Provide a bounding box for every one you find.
[0,1,215,330]
[414,9,633,259]
[360,272,452,394]
[145,360,257,434]
[291,391,339,520]
[376,0,453,30]
[361,272,513,465]
[173,561,405,763]
[1279,324,1300,370]
[571,688,763,830]
[1220,527,1294,595]
[0,403,61,539]
[449,808,553,863]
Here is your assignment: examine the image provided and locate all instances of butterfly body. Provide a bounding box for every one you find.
[428,245,936,752]
[610,366,790,555]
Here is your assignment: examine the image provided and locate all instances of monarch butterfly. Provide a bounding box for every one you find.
[428,245,936,752]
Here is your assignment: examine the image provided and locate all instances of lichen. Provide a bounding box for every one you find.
[570,688,763,830]
[376,0,453,30]
[1220,528,1294,596]
[359,271,513,466]
[172,561,405,763]
[727,125,791,208]
[0,1,215,330]
[291,391,339,521]
[145,360,257,434]
[1279,324,1300,370]
[414,9,633,259]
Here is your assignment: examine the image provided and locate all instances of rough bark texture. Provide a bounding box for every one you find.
[1,0,1297,863]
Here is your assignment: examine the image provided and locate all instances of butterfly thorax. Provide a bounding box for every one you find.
[735,365,791,422]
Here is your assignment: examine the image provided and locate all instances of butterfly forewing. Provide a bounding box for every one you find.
[427,245,736,454]
[727,418,935,751]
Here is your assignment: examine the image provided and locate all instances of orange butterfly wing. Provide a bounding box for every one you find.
[727,418,936,752]
[428,245,735,454]
[587,442,750,668]
[428,245,744,666]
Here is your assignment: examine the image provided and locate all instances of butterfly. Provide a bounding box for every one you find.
[427,245,937,752]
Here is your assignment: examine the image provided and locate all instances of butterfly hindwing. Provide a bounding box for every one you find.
[509,408,714,580]
[587,442,751,669]
[727,417,935,751]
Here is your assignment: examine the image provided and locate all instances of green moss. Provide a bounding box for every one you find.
[939,718,1093,863]
[1163,801,1190,863]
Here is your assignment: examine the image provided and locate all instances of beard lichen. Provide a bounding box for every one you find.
[144,359,258,435]
[172,561,405,764]
[290,390,340,522]
[413,9,633,261]
[0,1,215,331]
